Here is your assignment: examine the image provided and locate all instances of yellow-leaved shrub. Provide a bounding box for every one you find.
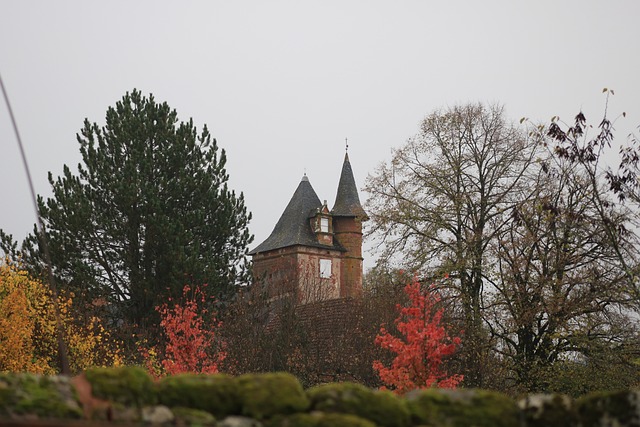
[0,260,123,373]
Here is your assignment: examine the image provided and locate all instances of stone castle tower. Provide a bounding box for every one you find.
[249,153,367,302]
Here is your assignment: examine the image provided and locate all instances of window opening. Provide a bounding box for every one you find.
[320,217,329,233]
[319,259,332,279]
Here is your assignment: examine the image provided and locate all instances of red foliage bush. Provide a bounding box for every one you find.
[141,284,225,377]
[373,276,463,394]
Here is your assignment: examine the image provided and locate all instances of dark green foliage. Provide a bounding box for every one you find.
[307,382,410,427]
[543,356,640,398]
[84,366,155,407]
[577,390,640,427]
[1,89,253,328]
[405,388,520,427]
[519,394,578,427]
[157,373,240,417]
[236,372,309,419]
[0,373,82,419]
[0,377,11,416]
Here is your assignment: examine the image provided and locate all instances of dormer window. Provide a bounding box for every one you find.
[311,200,334,245]
[314,213,333,246]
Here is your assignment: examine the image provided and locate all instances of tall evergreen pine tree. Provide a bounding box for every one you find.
[1,89,253,328]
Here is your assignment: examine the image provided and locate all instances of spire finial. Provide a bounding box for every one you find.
[345,137,349,153]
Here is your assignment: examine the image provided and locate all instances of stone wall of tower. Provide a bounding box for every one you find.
[251,248,299,298]
[252,245,342,303]
[295,247,342,303]
[333,216,364,298]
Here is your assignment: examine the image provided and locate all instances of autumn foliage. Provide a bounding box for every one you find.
[373,276,463,394]
[141,285,226,377]
[0,260,123,373]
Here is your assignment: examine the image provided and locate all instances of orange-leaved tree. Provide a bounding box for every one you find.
[141,284,226,377]
[373,276,463,394]
[0,260,123,373]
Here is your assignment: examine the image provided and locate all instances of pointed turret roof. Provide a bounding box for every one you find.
[331,153,368,218]
[249,175,343,255]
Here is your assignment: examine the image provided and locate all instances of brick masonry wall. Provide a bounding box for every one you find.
[332,216,364,298]
[252,246,343,302]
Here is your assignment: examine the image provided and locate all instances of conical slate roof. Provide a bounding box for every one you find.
[331,153,368,218]
[249,175,342,254]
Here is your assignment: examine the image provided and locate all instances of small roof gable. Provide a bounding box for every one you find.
[331,153,368,218]
[249,175,343,255]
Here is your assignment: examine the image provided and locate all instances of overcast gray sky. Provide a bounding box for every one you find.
[1,1,639,270]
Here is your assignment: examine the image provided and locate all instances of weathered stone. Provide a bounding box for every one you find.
[219,415,264,427]
[405,388,520,427]
[7,370,640,426]
[307,382,410,427]
[110,404,140,422]
[519,393,578,427]
[0,373,82,419]
[157,373,240,418]
[84,366,155,407]
[316,413,377,427]
[236,372,309,419]
[268,412,377,427]
[142,405,175,424]
[172,406,217,426]
[48,376,82,413]
[577,389,640,427]
[267,413,320,427]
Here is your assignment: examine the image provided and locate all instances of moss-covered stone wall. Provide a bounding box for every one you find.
[0,367,637,426]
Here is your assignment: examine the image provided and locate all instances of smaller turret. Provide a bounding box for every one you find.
[332,153,368,219]
[331,153,367,297]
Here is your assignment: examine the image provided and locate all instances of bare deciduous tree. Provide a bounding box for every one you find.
[364,103,540,387]
[489,155,638,393]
